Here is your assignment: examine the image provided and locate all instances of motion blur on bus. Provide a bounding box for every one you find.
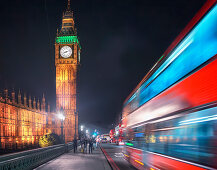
[121,1,217,169]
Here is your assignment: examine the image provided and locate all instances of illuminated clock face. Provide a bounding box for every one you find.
[60,46,72,58]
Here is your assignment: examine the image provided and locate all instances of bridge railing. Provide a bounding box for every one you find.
[0,142,73,170]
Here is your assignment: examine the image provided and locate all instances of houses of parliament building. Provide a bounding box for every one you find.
[0,0,80,150]
[0,90,54,150]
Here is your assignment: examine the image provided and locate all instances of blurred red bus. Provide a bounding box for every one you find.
[122,1,217,169]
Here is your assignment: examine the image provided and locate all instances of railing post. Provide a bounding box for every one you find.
[65,143,69,153]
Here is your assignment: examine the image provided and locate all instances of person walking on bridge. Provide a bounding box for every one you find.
[73,138,77,153]
[84,138,88,154]
[88,139,93,154]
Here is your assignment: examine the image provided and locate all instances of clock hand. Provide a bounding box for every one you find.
[64,51,68,53]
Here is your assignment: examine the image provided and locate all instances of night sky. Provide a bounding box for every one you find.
[0,0,207,132]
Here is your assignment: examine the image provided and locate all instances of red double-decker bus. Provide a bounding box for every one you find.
[122,1,217,169]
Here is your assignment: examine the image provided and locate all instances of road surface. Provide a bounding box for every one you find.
[100,143,136,170]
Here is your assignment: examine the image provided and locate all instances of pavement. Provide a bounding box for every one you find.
[35,145,111,170]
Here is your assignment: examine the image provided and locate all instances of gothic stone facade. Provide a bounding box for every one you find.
[0,90,58,150]
[55,2,80,142]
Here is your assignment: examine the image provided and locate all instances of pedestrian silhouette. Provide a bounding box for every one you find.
[89,139,93,154]
[84,138,88,154]
[73,138,77,153]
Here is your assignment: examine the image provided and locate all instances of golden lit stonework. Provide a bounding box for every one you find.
[55,0,80,143]
[0,89,53,150]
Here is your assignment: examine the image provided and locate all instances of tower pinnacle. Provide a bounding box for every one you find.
[59,0,74,36]
[67,0,71,11]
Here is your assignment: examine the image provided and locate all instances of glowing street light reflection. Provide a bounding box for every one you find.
[80,125,84,131]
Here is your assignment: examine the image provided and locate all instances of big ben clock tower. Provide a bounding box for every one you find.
[55,0,80,142]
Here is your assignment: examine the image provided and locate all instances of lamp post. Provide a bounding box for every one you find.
[57,110,65,143]
[80,125,84,132]
[74,111,77,140]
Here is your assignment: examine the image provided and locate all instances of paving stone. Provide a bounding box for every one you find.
[35,146,111,170]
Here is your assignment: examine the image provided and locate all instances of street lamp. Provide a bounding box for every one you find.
[81,125,84,131]
[57,110,65,143]
[80,125,84,139]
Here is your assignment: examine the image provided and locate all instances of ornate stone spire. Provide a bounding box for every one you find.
[67,0,71,11]
[33,97,36,109]
[18,89,22,105]
[24,93,27,107]
[58,0,74,36]
[42,94,46,111]
[4,89,8,101]
[37,99,40,111]
[11,89,15,104]
[29,95,32,109]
